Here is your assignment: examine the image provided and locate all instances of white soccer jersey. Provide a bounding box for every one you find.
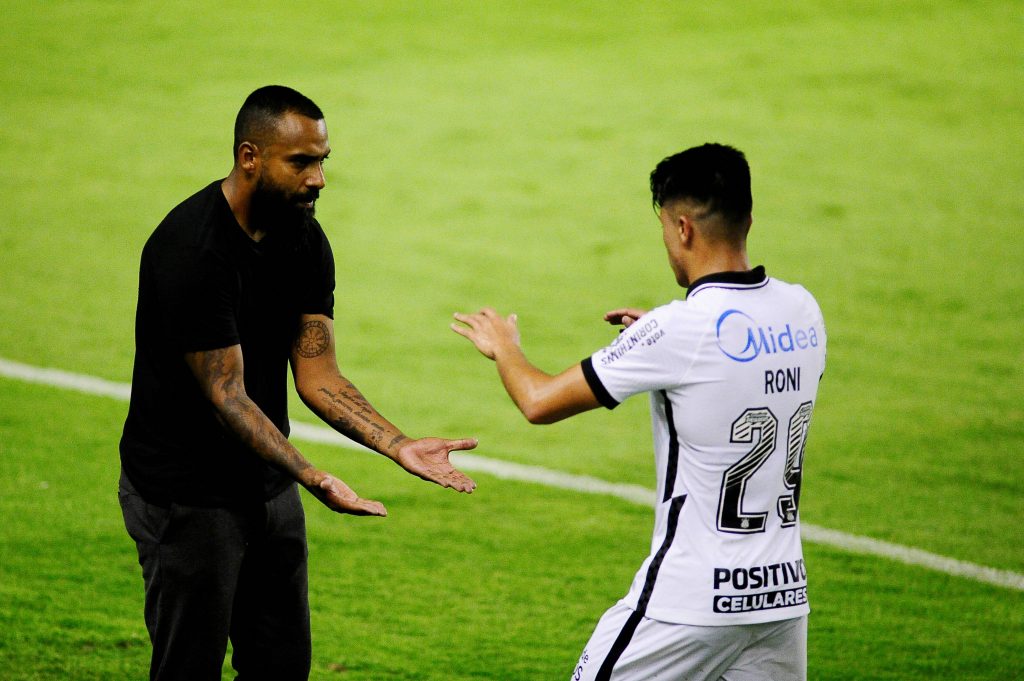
[581,267,826,626]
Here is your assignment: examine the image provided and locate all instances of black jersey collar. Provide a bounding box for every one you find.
[686,266,767,299]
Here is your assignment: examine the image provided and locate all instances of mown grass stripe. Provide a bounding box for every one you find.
[2,356,1021,592]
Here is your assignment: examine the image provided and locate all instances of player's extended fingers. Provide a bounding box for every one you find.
[452,314,504,355]
[451,312,489,337]
[454,309,514,333]
[439,469,477,493]
[349,498,388,516]
[417,462,476,493]
[440,440,478,493]
[452,474,477,493]
[452,311,477,327]
[449,321,474,338]
[445,437,479,452]
[317,477,388,517]
[453,311,497,333]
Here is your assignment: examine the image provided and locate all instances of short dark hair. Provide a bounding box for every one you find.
[649,143,752,226]
[233,85,324,158]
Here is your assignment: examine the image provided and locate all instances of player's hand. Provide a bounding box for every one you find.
[306,472,387,517]
[451,308,520,360]
[603,308,648,328]
[394,437,478,493]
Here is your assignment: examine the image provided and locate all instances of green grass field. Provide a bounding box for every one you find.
[1,2,1022,679]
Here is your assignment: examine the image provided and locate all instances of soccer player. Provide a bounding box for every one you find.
[119,85,477,681]
[451,143,826,681]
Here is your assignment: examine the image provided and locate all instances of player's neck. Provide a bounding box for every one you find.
[683,247,751,286]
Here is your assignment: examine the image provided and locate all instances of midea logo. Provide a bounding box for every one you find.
[715,309,820,363]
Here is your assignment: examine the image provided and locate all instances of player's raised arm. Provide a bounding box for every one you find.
[291,313,477,493]
[451,308,601,424]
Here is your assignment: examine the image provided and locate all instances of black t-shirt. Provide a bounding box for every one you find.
[120,180,335,507]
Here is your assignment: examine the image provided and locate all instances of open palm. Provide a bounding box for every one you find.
[311,474,387,516]
[394,437,478,493]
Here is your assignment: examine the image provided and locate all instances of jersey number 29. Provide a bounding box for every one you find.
[717,402,814,534]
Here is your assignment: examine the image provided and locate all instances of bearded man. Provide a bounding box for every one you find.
[119,85,477,681]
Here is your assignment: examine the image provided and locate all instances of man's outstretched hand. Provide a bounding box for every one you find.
[306,472,388,517]
[394,437,478,493]
[300,436,476,519]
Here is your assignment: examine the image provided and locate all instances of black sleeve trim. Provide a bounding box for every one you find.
[581,357,619,410]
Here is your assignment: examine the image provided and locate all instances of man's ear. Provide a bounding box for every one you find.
[678,212,695,246]
[236,141,260,174]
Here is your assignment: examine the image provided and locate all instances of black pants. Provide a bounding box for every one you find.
[119,472,312,681]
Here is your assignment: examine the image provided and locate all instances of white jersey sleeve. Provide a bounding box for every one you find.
[581,303,707,408]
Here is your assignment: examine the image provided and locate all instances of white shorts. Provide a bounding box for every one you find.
[570,602,807,681]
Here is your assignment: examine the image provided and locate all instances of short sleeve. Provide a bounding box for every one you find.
[582,304,703,409]
[297,224,335,318]
[147,244,241,352]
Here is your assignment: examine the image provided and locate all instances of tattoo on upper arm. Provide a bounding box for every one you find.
[295,320,331,358]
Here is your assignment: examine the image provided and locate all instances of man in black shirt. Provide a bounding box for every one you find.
[119,85,477,681]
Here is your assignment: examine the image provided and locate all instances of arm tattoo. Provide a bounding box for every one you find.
[189,347,314,481]
[316,384,399,452]
[295,320,331,358]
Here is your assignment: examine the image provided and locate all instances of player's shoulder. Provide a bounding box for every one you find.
[614,300,718,353]
[765,274,815,297]
[764,276,824,318]
[643,298,713,328]
[685,268,824,328]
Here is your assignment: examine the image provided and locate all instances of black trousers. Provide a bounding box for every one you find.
[119,472,312,681]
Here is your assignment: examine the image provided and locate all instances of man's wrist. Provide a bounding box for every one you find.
[383,433,410,459]
[297,466,324,489]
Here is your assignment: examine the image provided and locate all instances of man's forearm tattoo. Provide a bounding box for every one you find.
[193,347,312,479]
[295,320,331,358]
[317,384,395,451]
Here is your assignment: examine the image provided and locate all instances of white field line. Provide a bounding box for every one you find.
[2,356,1022,592]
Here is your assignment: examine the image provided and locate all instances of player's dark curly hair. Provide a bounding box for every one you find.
[233,85,324,159]
[649,143,752,227]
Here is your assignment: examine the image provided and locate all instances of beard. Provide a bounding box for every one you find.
[250,173,318,239]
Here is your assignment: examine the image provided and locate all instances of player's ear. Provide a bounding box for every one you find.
[678,213,694,245]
